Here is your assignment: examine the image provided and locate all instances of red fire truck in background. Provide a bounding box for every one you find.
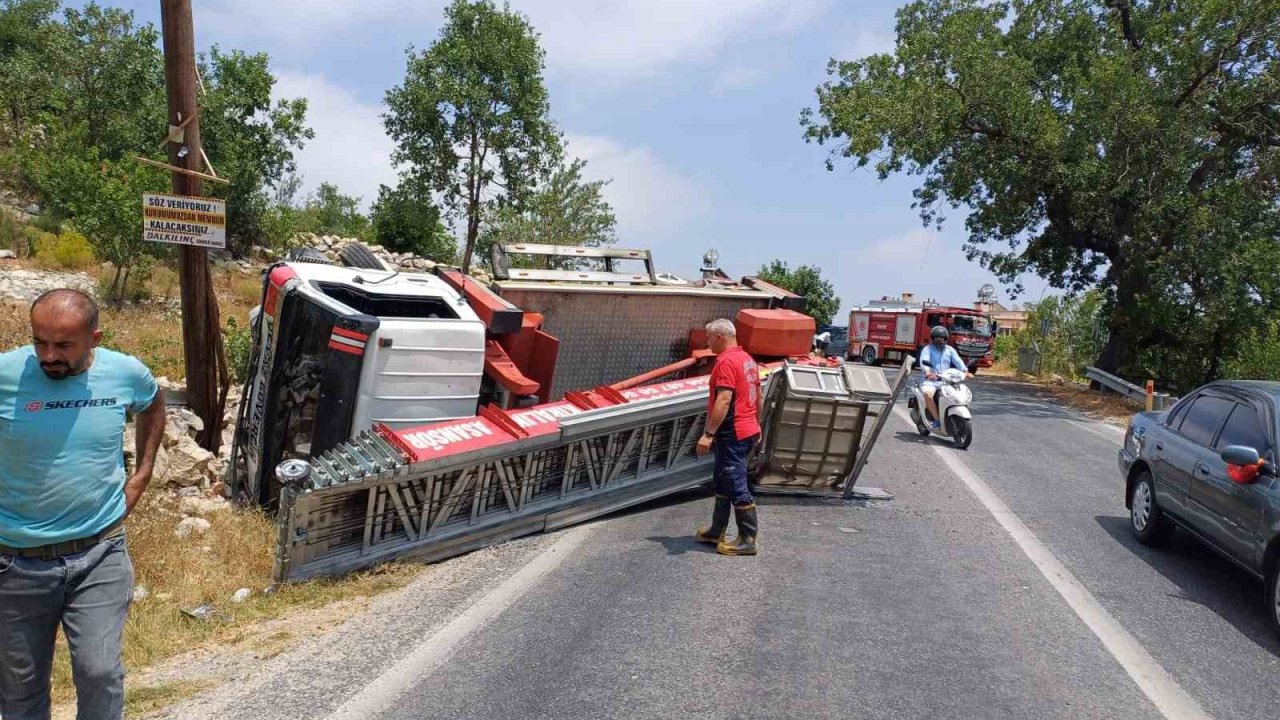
[848,304,996,370]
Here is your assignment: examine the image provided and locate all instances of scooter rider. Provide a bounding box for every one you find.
[919,326,969,429]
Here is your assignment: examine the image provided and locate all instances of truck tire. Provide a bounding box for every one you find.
[285,246,331,264]
[1129,470,1174,547]
[861,345,877,366]
[339,242,387,271]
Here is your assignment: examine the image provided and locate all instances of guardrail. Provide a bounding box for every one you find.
[1084,366,1176,411]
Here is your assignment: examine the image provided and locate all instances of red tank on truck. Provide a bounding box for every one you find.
[847,304,996,370]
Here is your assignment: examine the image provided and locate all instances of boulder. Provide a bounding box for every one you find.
[179,495,229,517]
[0,250,16,260]
[174,516,211,539]
[166,435,214,487]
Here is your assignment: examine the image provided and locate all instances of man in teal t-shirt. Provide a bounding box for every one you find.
[0,289,165,720]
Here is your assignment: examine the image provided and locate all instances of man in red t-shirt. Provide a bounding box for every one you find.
[694,318,761,556]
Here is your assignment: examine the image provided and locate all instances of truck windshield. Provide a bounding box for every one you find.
[951,314,991,336]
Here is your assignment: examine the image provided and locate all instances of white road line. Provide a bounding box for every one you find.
[894,407,1210,720]
[326,525,596,720]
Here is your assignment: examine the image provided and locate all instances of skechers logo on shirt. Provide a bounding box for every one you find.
[25,398,119,411]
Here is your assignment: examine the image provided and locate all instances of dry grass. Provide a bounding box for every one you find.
[985,360,1140,425]
[46,493,421,712]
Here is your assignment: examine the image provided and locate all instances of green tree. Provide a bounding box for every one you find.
[371,178,455,260]
[59,2,163,160]
[802,0,1280,391]
[481,157,615,264]
[0,0,65,146]
[757,260,841,325]
[198,46,312,252]
[35,151,167,302]
[383,0,561,273]
[300,182,372,239]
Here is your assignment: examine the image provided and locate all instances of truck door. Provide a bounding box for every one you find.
[895,315,916,345]
[1196,401,1273,570]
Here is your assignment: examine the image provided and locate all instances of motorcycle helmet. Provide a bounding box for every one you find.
[930,325,949,341]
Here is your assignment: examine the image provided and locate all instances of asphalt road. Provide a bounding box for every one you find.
[177,376,1280,720]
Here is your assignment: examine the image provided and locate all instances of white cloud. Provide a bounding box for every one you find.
[520,0,829,78]
[564,134,704,242]
[197,0,830,78]
[853,229,936,267]
[272,72,397,211]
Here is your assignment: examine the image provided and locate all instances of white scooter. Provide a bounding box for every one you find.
[907,359,974,449]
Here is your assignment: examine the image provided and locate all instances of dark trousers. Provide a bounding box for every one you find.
[713,433,758,505]
[0,534,133,720]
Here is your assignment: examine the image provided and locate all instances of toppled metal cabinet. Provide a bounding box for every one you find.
[752,358,909,498]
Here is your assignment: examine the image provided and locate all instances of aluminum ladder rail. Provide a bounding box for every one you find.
[272,381,731,582]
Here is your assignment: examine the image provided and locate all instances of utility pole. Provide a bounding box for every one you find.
[160,0,223,451]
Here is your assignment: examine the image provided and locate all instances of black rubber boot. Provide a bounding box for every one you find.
[694,496,732,544]
[717,503,758,556]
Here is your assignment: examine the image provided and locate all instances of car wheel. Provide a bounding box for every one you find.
[862,346,877,365]
[1267,556,1280,641]
[1129,470,1174,546]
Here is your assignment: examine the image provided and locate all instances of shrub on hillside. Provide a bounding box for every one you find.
[33,230,96,269]
[0,211,23,252]
[222,315,254,384]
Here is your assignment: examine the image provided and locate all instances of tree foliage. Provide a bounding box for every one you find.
[758,260,841,326]
[0,0,317,269]
[803,0,1280,391]
[481,157,616,263]
[371,178,455,261]
[384,0,561,272]
[198,47,313,253]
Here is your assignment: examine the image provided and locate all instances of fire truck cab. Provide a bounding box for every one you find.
[848,304,995,370]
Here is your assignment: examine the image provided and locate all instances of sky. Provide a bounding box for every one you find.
[108,0,1050,321]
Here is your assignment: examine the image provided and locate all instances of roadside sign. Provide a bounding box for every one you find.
[142,193,226,249]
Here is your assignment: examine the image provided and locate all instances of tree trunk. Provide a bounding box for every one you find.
[108,265,124,306]
[1094,260,1144,377]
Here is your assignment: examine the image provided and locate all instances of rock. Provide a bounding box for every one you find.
[231,588,252,604]
[167,435,214,486]
[0,269,96,303]
[422,259,437,271]
[179,495,229,517]
[174,516,211,538]
[211,481,228,497]
[0,250,15,259]
[24,203,39,215]
[133,585,150,601]
[156,376,186,393]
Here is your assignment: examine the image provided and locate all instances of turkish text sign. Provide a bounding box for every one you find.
[142,193,226,249]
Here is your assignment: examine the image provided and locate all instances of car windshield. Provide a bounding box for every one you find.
[950,314,991,336]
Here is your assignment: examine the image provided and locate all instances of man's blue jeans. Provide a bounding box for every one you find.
[713,433,759,505]
[0,533,133,720]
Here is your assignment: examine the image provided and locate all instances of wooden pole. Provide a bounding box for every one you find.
[160,0,222,451]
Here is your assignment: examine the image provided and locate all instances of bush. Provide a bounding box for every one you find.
[994,335,1017,361]
[33,230,95,269]
[222,315,254,384]
[1223,326,1280,381]
[0,211,24,252]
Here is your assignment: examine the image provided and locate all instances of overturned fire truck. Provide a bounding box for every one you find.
[228,244,908,582]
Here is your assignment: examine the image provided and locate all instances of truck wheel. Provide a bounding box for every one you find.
[339,242,388,271]
[1129,470,1174,547]
[285,246,331,264]
[861,346,877,365]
